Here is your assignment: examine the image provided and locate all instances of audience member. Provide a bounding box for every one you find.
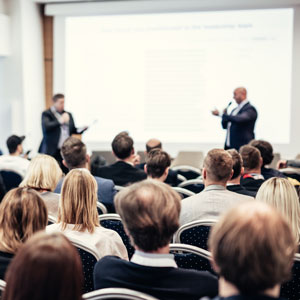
[226,149,256,197]
[92,133,146,186]
[145,149,171,182]
[3,232,83,300]
[249,139,286,179]
[0,187,48,279]
[137,138,178,186]
[20,154,62,218]
[256,177,300,245]
[94,180,218,300]
[0,135,29,178]
[47,169,128,260]
[277,159,300,169]
[180,149,253,225]
[55,137,117,213]
[239,145,265,193]
[208,201,296,300]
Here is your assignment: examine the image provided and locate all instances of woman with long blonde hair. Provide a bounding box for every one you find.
[47,169,128,259]
[256,177,300,244]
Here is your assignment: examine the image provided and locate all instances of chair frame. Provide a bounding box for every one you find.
[178,179,204,188]
[0,279,6,292]
[48,214,57,225]
[83,288,159,300]
[169,243,212,260]
[99,213,122,223]
[97,202,108,214]
[171,165,201,175]
[177,174,187,183]
[115,185,125,192]
[172,187,195,198]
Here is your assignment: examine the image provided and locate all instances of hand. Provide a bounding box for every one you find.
[61,112,70,124]
[277,160,287,169]
[132,154,141,167]
[223,108,228,114]
[211,109,220,116]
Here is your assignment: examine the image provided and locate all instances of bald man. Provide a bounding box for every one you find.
[212,87,258,150]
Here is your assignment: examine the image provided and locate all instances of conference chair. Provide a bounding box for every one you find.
[115,185,125,192]
[99,214,135,259]
[97,202,108,215]
[178,179,205,193]
[171,165,201,180]
[171,151,204,169]
[48,214,57,225]
[174,219,217,250]
[176,174,187,185]
[83,288,159,300]
[0,279,6,295]
[68,237,101,294]
[280,253,300,300]
[172,187,195,199]
[169,243,215,274]
[0,170,22,191]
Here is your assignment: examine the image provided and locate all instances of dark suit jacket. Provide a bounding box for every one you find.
[55,175,117,213]
[92,161,147,186]
[227,184,256,197]
[261,167,286,180]
[222,102,257,150]
[207,295,284,300]
[39,109,78,156]
[240,175,265,195]
[94,256,218,300]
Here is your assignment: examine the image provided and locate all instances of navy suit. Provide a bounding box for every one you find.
[222,102,257,150]
[55,175,117,213]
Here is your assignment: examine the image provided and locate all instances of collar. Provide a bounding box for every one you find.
[237,99,249,109]
[243,173,264,180]
[204,184,226,192]
[131,250,177,268]
[117,160,134,166]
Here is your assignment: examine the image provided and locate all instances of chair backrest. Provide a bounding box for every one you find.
[0,279,6,294]
[0,170,22,191]
[169,243,215,274]
[280,253,300,300]
[97,202,108,215]
[91,151,116,165]
[172,187,195,199]
[171,151,204,169]
[174,219,217,250]
[172,165,201,180]
[99,214,135,259]
[115,185,125,192]
[83,288,159,300]
[48,214,57,225]
[68,237,100,294]
[178,179,205,193]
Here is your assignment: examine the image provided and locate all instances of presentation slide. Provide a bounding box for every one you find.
[65,8,293,144]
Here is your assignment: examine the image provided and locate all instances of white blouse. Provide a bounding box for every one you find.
[46,223,128,260]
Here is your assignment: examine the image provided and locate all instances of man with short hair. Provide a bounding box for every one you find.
[226,149,255,197]
[208,201,296,300]
[54,137,117,212]
[0,135,29,178]
[180,149,253,226]
[93,180,218,300]
[239,145,265,193]
[145,149,171,182]
[92,133,146,186]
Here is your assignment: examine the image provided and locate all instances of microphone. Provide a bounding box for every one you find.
[226,101,232,109]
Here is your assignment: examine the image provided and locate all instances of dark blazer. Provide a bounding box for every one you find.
[39,109,78,156]
[55,175,117,213]
[240,175,265,195]
[261,167,286,180]
[222,102,257,150]
[94,256,218,300]
[227,184,256,197]
[92,161,147,186]
[206,295,284,300]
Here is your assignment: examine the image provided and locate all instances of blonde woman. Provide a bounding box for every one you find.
[0,187,48,279]
[256,177,300,244]
[20,154,62,218]
[47,169,128,260]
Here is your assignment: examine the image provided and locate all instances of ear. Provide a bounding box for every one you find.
[259,157,263,168]
[62,160,68,168]
[86,154,90,164]
[144,164,148,174]
[165,167,170,177]
[202,167,207,180]
[229,169,234,180]
[210,255,220,274]
[131,147,135,156]
[240,166,244,176]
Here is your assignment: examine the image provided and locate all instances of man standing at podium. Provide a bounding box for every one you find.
[212,87,258,150]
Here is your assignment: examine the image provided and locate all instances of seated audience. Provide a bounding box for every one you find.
[137,138,178,186]
[256,177,300,245]
[47,169,128,260]
[20,154,62,218]
[94,180,218,300]
[249,139,286,179]
[55,137,117,213]
[208,201,296,300]
[180,149,253,226]
[92,133,147,186]
[0,187,48,279]
[145,149,171,182]
[3,232,83,300]
[226,149,256,197]
[239,145,265,194]
[0,135,29,178]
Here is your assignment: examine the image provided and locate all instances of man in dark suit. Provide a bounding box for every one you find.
[212,87,257,150]
[94,180,218,300]
[92,133,147,186]
[54,137,117,212]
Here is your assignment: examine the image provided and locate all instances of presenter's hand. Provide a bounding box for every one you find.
[132,154,141,167]
[211,109,220,116]
[277,160,287,169]
[61,112,70,124]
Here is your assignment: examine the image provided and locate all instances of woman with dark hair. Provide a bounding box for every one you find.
[3,232,83,300]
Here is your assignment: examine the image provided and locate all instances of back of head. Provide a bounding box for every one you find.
[227,149,243,180]
[204,149,233,183]
[61,137,87,169]
[256,177,300,243]
[3,232,83,300]
[59,169,98,233]
[146,138,162,153]
[209,201,296,295]
[20,154,62,191]
[146,149,171,178]
[0,187,48,253]
[249,140,274,167]
[112,133,134,159]
[6,135,24,154]
[52,93,64,102]
[115,180,181,251]
[239,145,261,171]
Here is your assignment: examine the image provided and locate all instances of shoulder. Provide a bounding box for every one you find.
[94,176,114,186]
[224,189,254,201]
[46,223,62,233]
[42,109,53,116]
[94,226,122,239]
